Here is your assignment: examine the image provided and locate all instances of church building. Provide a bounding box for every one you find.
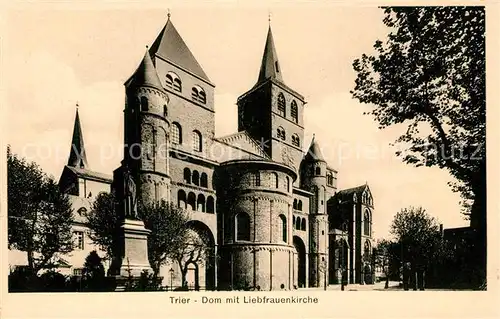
[11,16,375,290]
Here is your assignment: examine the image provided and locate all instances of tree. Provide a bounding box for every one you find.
[373,239,401,288]
[82,250,106,291]
[351,6,485,276]
[170,227,212,290]
[139,200,191,279]
[7,147,75,276]
[390,207,442,289]
[85,191,121,262]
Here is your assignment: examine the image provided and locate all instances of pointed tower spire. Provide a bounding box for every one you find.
[67,106,89,169]
[257,25,283,84]
[125,48,164,90]
[304,134,326,162]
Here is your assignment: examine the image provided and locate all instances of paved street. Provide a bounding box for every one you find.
[300,281,401,291]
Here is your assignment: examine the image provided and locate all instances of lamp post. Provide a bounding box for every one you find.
[169,267,174,291]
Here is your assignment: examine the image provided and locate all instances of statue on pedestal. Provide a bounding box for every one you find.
[122,162,139,220]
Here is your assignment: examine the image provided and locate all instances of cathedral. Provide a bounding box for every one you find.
[27,17,376,290]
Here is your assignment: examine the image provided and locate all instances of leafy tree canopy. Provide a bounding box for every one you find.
[7,147,74,274]
[351,7,485,223]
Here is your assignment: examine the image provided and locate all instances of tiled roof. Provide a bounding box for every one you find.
[65,166,113,183]
[304,135,326,162]
[149,18,210,83]
[125,49,164,90]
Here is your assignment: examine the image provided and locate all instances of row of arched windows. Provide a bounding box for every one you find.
[234,212,287,242]
[249,172,291,192]
[276,127,300,147]
[277,93,299,123]
[166,72,207,105]
[170,123,203,152]
[183,168,209,188]
[293,199,303,211]
[293,215,307,231]
[177,189,215,214]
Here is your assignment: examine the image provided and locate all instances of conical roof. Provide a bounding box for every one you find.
[67,108,89,169]
[149,18,210,82]
[125,49,164,90]
[257,26,284,85]
[304,135,326,162]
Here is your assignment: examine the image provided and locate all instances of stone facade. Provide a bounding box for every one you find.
[9,17,375,289]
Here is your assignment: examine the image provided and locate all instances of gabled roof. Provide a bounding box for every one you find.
[215,131,269,159]
[124,49,164,91]
[303,135,326,162]
[256,26,283,85]
[64,165,113,184]
[149,17,211,83]
[335,183,372,202]
[67,108,89,169]
[337,185,367,197]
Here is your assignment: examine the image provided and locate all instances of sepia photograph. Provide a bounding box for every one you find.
[1,2,491,310]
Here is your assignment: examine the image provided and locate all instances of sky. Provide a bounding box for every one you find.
[2,3,469,240]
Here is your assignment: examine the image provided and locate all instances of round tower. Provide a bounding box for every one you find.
[215,159,297,291]
[124,49,171,205]
[300,135,329,288]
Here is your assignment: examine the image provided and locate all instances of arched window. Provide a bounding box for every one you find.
[315,167,321,175]
[192,130,202,152]
[177,190,186,208]
[293,215,296,225]
[197,194,206,212]
[295,217,301,230]
[171,122,182,145]
[293,199,297,210]
[364,240,371,258]
[207,196,215,214]
[291,100,298,123]
[77,207,87,216]
[280,215,287,242]
[140,96,149,112]
[163,105,168,118]
[250,172,261,186]
[166,72,182,92]
[191,85,206,104]
[298,200,303,211]
[235,212,250,241]
[327,173,333,186]
[292,134,300,147]
[277,93,286,117]
[301,218,306,231]
[273,172,279,188]
[187,192,196,211]
[192,171,200,186]
[277,127,286,140]
[200,173,208,188]
[364,210,371,236]
[183,168,191,184]
[286,176,290,192]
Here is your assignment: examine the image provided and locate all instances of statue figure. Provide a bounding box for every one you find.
[123,163,138,219]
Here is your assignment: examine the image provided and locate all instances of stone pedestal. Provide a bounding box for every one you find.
[118,219,153,277]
